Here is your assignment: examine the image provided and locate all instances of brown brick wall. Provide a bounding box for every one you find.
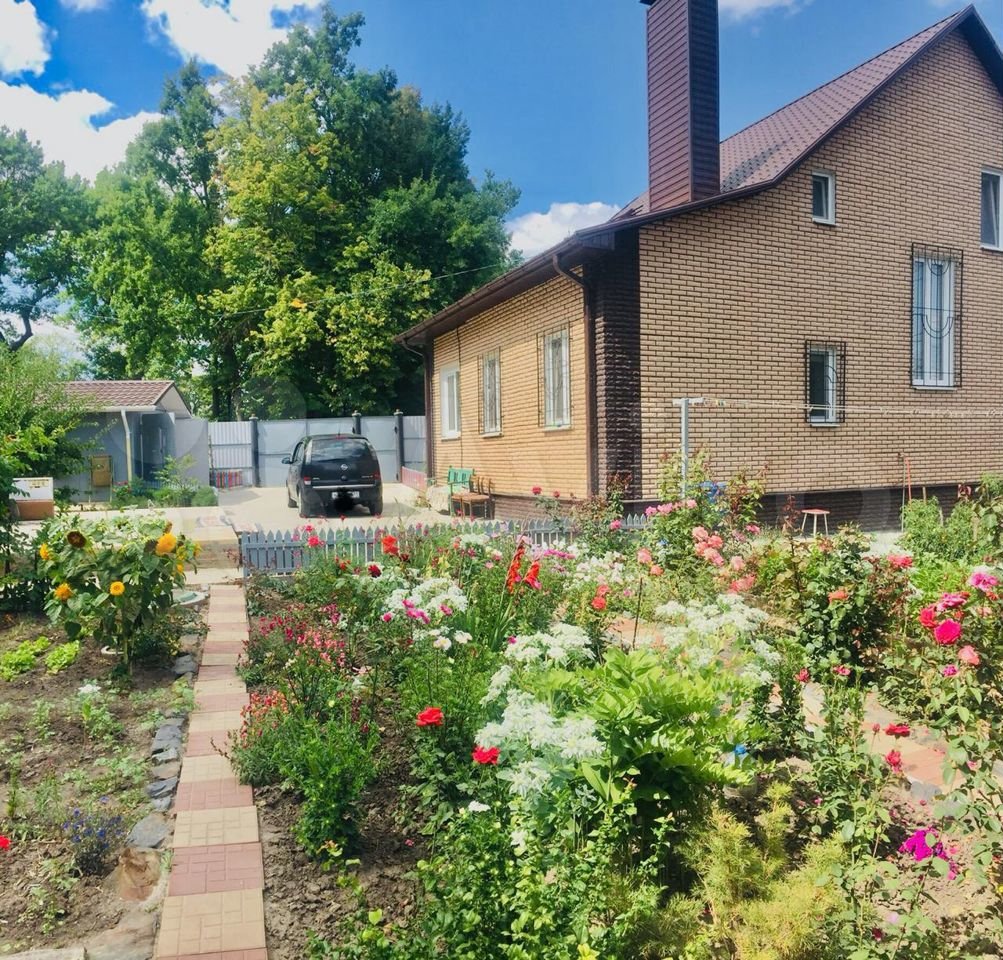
[638,32,1003,499]
[586,229,643,497]
[429,274,590,498]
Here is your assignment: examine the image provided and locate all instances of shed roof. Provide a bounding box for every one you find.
[66,380,193,418]
[402,5,1003,345]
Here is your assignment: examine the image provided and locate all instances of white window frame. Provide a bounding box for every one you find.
[981,168,1003,250]
[439,364,461,439]
[542,329,570,429]
[811,170,836,225]
[481,351,501,436]
[912,255,956,389]
[807,345,838,425]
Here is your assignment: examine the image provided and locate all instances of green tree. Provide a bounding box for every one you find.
[0,128,91,351]
[72,6,519,418]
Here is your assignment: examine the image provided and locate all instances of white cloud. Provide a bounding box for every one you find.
[142,0,326,77]
[59,0,111,10]
[0,81,158,180]
[507,201,621,259]
[720,0,804,18]
[0,0,50,77]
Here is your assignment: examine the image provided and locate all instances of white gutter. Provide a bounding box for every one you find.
[121,409,133,483]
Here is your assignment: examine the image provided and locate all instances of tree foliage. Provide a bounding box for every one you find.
[0,128,91,350]
[70,7,518,418]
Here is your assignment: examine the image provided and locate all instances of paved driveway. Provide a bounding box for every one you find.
[217,483,444,533]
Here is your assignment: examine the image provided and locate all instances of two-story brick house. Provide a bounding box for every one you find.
[400,2,1003,524]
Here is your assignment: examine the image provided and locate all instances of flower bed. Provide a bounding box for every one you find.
[232,469,1003,960]
[0,513,202,952]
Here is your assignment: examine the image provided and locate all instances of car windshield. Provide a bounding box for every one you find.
[309,438,372,462]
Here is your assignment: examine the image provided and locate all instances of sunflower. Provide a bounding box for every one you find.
[38,543,51,561]
[176,562,185,574]
[109,581,125,597]
[155,532,178,556]
[66,530,86,549]
[54,583,73,602]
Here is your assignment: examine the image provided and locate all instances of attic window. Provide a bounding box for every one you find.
[812,171,836,225]
[981,170,1002,249]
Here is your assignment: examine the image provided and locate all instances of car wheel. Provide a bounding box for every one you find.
[298,488,315,518]
[369,496,383,516]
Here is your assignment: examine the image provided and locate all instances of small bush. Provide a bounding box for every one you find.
[62,806,126,875]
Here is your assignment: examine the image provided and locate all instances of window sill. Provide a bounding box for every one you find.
[440,434,461,441]
[911,384,957,391]
[481,431,502,439]
[812,217,836,227]
[808,421,841,428]
[543,424,572,432]
[981,243,1003,253]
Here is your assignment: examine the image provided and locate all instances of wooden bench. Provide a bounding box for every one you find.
[454,474,494,519]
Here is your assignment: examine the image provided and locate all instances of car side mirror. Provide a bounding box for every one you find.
[281,456,292,465]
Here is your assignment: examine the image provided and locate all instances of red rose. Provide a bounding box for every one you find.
[368,564,382,578]
[416,707,444,727]
[885,750,903,772]
[472,745,500,765]
[531,486,543,496]
[884,723,910,738]
[934,619,962,645]
[307,535,322,548]
[0,835,9,851]
[795,668,810,683]
[591,595,607,611]
[552,490,560,498]
[381,535,400,557]
[919,605,938,629]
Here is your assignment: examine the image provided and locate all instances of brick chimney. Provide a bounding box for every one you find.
[642,0,720,210]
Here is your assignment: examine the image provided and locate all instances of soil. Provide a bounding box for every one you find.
[0,606,204,953]
[258,756,423,958]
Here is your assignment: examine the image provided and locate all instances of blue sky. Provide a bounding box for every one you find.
[1,0,1000,256]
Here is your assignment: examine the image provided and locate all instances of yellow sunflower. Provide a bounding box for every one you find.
[109,581,125,596]
[54,583,73,602]
[155,532,178,556]
[176,562,184,574]
[38,543,51,561]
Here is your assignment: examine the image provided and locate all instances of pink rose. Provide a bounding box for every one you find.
[649,564,663,577]
[934,619,962,645]
[730,555,746,572]
[745,523,760,534]
[704,548,725,567]
[609,519,622,531]
[888,554,913,569]
[958,645,980,666]
[381,612,393,622]
[692,526,709,541]
[969,570,999,592]
[942,664,958,677]
[644,506,657,517]
[636,548,652,565]
[531,486,542,496]
[707,534,724,550]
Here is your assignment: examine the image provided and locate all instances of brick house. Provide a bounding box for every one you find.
[400,2,1003,525]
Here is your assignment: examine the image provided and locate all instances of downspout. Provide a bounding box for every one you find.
[552,253,598,498]
[121,409,133,484]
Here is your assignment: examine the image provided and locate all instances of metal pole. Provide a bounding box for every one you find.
[680,398,689,497]
[249,415,260,487]
[393,409,404,482]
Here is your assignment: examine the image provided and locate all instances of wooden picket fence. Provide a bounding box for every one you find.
[239,514,648,575]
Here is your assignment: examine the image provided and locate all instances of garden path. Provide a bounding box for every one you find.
[154,584,267,960]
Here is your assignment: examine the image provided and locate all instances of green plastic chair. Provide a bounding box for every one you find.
[449,465,475,517]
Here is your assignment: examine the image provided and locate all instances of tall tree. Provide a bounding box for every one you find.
[0,128,90,351]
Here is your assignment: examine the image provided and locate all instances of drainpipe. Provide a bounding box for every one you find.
[552,253,598,498]
[121,409,133,484]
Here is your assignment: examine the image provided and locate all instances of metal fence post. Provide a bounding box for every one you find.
[352,410,362,436]
[249,416,260,487]
[393,408,404,481]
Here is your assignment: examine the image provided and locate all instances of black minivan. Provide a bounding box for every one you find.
[282,435,383,518]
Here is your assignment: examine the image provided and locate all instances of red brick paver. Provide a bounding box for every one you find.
[156,584,265,960]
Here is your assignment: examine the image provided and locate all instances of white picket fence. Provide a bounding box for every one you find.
[239,515,649,575]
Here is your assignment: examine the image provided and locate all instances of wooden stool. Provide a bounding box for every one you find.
[800,508,830,536]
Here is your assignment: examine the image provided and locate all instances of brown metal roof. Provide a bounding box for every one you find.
[402,5,1002,345]
[66,380,190,415]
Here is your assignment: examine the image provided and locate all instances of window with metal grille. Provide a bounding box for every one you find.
[911,245,963,389]
[539,327,570,428]
[804,341,846,424]
[478,350,501,435]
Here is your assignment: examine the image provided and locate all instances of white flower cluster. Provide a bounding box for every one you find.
[505,623,593,667]
[384,577,469,616]
[425,626,472,652]
[477,691,604,801]
[648,595,769,666]
[571,552,630,587]
[454,531,490,548]
[741,635,782,687]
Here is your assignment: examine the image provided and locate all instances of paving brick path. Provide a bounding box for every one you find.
[155,583,267,960]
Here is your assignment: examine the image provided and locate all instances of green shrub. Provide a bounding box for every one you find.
[44,640,80,674]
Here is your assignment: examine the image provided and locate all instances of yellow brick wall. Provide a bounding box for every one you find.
[639,32,1003,498]
[430,275,589,498]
